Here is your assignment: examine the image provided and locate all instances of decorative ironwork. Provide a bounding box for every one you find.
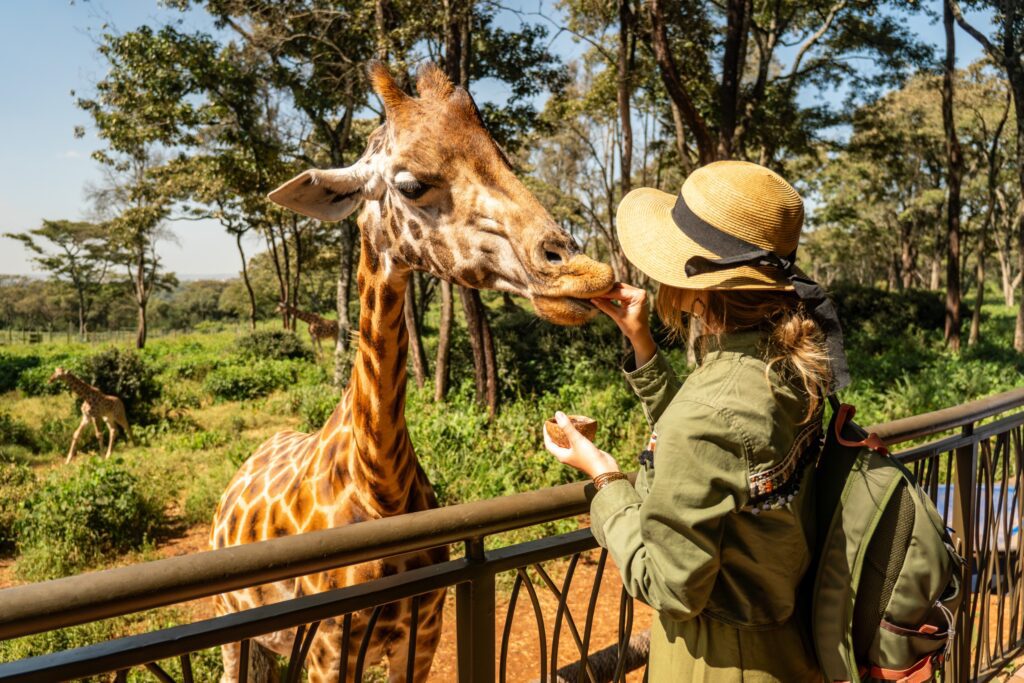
[0,387,1021,682]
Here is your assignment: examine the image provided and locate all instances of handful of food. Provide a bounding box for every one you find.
[544,414,598,448]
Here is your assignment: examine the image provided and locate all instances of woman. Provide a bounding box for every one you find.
[545,160,850,682]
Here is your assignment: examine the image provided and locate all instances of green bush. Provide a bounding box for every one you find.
[235,329,311,361]
[183,460,237,526]
[0,410,38,452]
[16,458,163,579]
[81,348,161,424]
[830,284,952,354]
[0,462,37,554]
[0,352,40,393]
[16,364,66,396]
[288,383,339,431]
[203,360,299,401]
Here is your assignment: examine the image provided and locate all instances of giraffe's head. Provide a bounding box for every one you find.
[48,366,67,384]
[268,62,615,325]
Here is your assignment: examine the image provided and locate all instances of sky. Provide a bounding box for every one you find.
[0,1,995,278]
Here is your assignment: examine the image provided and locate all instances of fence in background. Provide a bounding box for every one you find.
[0,387,1022,682]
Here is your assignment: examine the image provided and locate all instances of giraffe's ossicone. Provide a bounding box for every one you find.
[211,61,615,683]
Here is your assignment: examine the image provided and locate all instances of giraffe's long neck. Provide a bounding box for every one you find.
[315,204,416,515]
[60,372,99,400]
[286,306,322,326]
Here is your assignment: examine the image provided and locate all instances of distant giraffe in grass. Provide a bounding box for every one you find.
[276,302,340,362]
[48,367,135,463]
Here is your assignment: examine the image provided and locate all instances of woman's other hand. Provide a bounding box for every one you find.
[544,411,619,479]
[591,283,656,366]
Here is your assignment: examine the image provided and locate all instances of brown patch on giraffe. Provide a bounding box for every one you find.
[380,286,399,313]
[429,240,455,272]
[407,218,422,239]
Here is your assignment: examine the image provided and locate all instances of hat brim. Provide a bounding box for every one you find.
[616,188,794,290]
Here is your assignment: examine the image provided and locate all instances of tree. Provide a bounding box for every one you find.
[4,220,111,338]
[645,0,931,167]
[951,0,1024,351]
[89,155,178,349]
[942,0,964,350]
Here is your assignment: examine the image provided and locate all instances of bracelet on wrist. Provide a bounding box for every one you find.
[593,471,627,491]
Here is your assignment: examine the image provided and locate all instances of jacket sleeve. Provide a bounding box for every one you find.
[589,398,751,621]
[622,349,681,427]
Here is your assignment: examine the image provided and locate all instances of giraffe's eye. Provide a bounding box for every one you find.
[396,179,430,200]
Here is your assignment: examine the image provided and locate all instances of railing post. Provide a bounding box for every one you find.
[950,423,977,682]
[456,537,495,683]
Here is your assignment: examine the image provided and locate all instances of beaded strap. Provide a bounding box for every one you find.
[593,471,628,491]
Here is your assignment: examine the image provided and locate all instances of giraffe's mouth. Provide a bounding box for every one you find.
[531,295,599,326]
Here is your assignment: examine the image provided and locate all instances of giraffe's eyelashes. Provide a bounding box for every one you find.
[394,178,431,201]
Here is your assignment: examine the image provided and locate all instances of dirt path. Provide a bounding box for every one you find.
[427,549,652,682]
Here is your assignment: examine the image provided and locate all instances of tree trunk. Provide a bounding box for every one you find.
[718,0,750,159]
[236,231,257,331]
[434,280,453,402]
[617,0,634,197]
[135,299,147,349]
[404,280,429,389]
[997,242,1015,307]
[942,1,962,351]
[460,286,487,406]
[335,221,356,387]
[77,288,87,339]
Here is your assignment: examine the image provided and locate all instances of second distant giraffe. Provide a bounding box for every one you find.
[276,302,340,362]
[48,367,135,463]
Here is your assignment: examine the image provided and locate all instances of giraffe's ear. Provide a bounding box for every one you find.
[268,167,370,222]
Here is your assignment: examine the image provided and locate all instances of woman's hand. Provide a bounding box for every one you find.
[591,283,656,367]
[544,412,620,479]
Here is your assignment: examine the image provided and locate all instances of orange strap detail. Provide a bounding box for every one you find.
[868,654,939,683]
[834,403,890,456]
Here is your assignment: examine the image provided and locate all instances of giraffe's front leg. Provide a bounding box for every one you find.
[103,418,117,459]
[91,417,103,446]
[66,415,90,464]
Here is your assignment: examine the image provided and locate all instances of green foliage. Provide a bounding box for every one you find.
[80,348,161,424]
[287,383,339,432]
[830,284,947,353]
[203,360,299,401]
[0,462,37,554]
[183,460,237,526]
[0,352,40,393]
[235,329,312,361]
[17,365,66,396]
[0,410,38,452]
[16,458,162,579]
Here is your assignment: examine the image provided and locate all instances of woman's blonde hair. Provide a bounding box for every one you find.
[656,285,831,421]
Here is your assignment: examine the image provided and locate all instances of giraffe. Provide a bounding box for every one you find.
[48,367,135,463]
[275,302,340,362]
[211,62,615,683]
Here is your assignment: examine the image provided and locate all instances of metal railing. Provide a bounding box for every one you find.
[0,387,1022,682]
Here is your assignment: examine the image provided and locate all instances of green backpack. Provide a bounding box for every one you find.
[810,398,965,683]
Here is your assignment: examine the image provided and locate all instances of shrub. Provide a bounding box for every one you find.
[203,360,299,401]
[830,285,951,353]
[16,458,162,579]
[0,352,40,393]
[287,383,339,431]
[183,460,237,526]
[0,462,37,554]
[235,330,311,361]
[16,365,66,396]
[0,410,38,452]
[81,348,161,424]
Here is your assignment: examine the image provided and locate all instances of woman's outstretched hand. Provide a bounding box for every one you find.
[591,283,657,367]
[544,411,619,479]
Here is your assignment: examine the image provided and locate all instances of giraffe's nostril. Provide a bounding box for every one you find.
[545,250,564,265]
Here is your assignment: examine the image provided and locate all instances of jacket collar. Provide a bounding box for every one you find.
[697,329,767,364]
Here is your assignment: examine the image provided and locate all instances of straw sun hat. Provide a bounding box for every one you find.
[617,159,851,392]
[617,160,805,290]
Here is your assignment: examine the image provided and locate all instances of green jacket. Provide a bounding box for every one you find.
[590,330,823,630]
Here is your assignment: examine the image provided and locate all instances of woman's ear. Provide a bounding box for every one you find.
[268,166,373,222]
